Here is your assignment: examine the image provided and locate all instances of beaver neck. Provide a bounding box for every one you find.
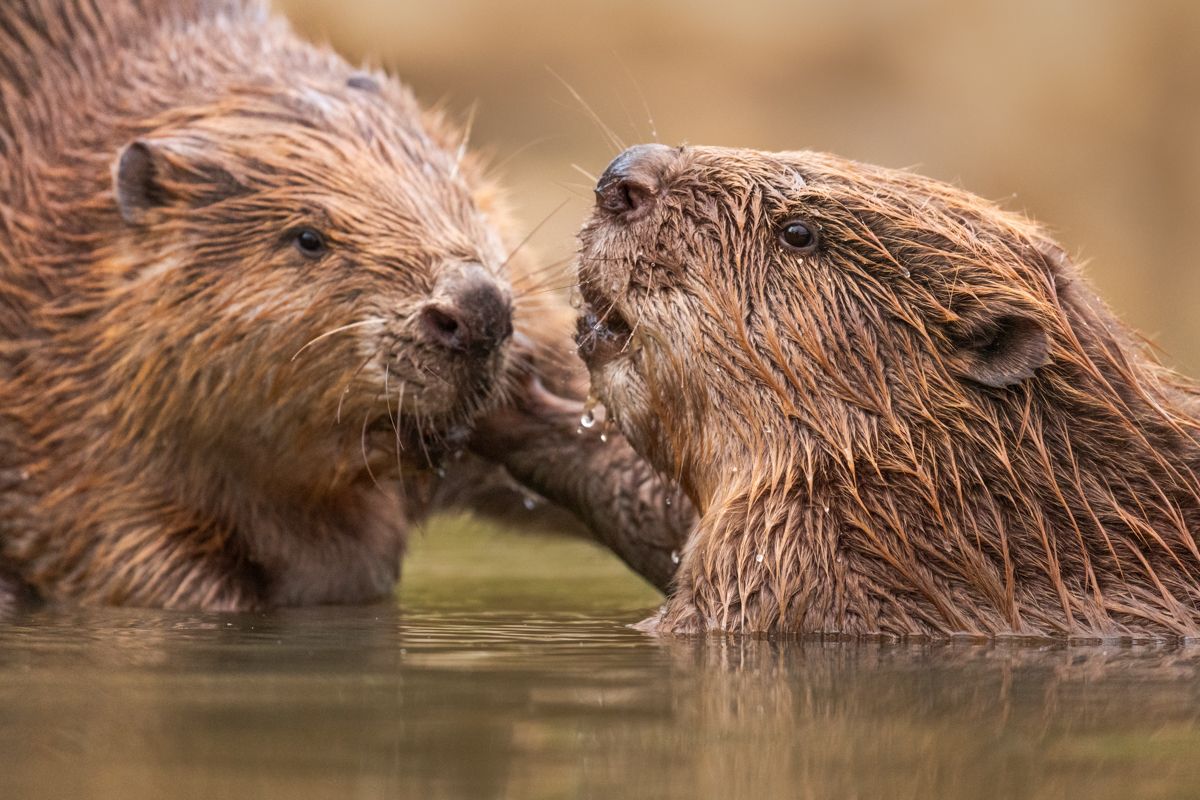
[678,378,1200,637]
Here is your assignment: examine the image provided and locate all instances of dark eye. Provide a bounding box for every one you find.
[294,228,328,258]
[779,220,818,252]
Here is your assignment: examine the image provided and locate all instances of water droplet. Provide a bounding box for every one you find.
[435,467,447,478]
[900,267,911,278]
[664,497,672,506]
[599,433,609,443]
[575,426,585,435]
[610,281,620,293]
[522,496,538,511]
[19,470,30,481]
[822,504,830,514]
[580,410,596,429]
[755,553,764,563]
[670,550,681,565]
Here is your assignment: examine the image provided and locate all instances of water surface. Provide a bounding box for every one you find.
[3,517,1200,799]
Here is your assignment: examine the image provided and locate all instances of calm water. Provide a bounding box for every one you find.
[3,517,1200,799]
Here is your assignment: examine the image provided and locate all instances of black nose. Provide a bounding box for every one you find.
[594,143,677,219]
[420,266,513,358]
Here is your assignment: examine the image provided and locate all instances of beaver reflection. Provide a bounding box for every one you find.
[577,143,1200,639]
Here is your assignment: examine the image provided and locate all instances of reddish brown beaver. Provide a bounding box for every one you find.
[575,143,1200,639]
[0,0,533,609]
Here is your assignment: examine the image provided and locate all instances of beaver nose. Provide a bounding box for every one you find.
[420,266,513,358]
[595,143,677,219]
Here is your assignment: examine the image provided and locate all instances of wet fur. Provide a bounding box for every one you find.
[580,146,1200,639]
[0,0,559,609]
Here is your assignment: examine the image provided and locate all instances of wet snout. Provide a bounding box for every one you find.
[420,264,513,358]
[594,143,678,219]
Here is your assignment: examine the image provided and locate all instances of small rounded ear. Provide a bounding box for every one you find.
[114,140,171,224]
[113,137,243,224]
[952,314,1051,389]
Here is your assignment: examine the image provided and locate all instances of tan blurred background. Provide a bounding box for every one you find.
[276,0,1200,372]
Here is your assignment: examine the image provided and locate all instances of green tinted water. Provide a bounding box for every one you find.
[3,516,1200,799]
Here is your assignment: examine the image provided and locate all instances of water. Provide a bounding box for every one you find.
[3,517,1200,799]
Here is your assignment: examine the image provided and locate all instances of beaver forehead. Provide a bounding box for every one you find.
[669,147,945,214]
[176,104,498,262]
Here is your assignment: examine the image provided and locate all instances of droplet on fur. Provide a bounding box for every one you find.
[671,550,681,565]
[900,267,911,278]
[569,286,583,309]
[522,495,538,511]
[19,470,30,481]
[755,553,764,563]
[822,504,830,514]
[580,393,599,429]
[599,432,609,443]
[664,496,672,506]
[435,467,447,478]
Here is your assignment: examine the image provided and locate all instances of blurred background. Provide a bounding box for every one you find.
[277,0,1200,373]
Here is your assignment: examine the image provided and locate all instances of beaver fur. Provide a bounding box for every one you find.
[0,0,552,609]
[577,144,1200,639]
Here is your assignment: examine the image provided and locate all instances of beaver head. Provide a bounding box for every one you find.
[577,144,1200,637]
[100,78,513,488]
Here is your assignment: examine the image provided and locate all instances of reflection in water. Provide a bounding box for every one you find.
[2,524,1200,799]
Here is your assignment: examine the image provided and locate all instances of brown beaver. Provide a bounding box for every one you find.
[0,0,533,610]
[576,143,1200,639]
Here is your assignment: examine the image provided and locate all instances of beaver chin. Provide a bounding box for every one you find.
[363,414,472,472]
[358,358,501,472]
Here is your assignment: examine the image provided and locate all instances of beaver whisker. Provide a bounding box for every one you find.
[383,362,397,434]
[359,402,383,492]
[290,318,387,363]
[485,135,557,179]
[413,408,435,469]
[514,281,580,299]
[552,180,597,201]
[448,100,477,181]
[509,255,574,294]
[336,349,380,425]
[547,67,626,154]
[570,164,599,184]
[614,54,659,142]
[500,198,570,274]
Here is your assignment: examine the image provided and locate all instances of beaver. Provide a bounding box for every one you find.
[0,0,534,610]
[575,143,1200,639]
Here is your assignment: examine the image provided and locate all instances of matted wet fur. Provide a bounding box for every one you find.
[577,144,1200,639]
[0,0,578,609]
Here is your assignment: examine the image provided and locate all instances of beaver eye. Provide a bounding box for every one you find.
[779,220,818,252]
[294,228,328,258]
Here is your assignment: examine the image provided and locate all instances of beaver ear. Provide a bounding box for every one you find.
[953,314,1050,389]
[114,140,177,224]
[115,138,244,224]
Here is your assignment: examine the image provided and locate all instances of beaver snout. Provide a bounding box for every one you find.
[595,143,677,220]
[420,267,513,358]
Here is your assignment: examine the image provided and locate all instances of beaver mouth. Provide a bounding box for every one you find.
[575,299,634,368]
